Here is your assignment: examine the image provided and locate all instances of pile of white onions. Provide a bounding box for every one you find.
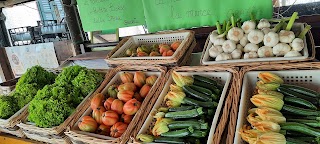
[208,12,311,61]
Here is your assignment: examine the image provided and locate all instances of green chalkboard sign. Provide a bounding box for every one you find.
[142,0,273,32]
[77,0,146,32]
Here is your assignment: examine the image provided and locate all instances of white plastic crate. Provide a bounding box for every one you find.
[138,71,232,144]
[201,23,309,65]
[234,70,320,144]
[110,32,191,60]
[71,71,162,141]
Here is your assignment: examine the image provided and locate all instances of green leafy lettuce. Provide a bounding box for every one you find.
[15,65,56,89]
[0,95,18,119]
[0,66,56,119]
[28,66,104,128]
[72,69,104,96]
[12,83,39,109]
[28,84,81,128]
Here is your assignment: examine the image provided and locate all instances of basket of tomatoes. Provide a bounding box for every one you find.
[105,30,195,67]
[65,65,166,144]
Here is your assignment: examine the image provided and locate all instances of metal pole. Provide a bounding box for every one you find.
[61,0,84,55]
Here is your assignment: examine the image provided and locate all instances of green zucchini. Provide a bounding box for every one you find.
[286,137,309,144]
[154,137,185,144]
[183,97,218,108]
[193,80,221,95]
[183,86,213,101]
[189,85,218,100]
[284,96,317,110]
[284,115,320,121]
[280,84,319,98]
[190,130,207,138]
[287,137,318,143]
[189,85,212,96]
[160,127,194,137]
[193,75,217,86]
[282,104,320,116]
[168,121,208,130]
[280,122,320,137]
[164,107,204,119]
[287,119,320,127]
[280,130,310,137]
[277,87,319,105]
[168,106,195,112]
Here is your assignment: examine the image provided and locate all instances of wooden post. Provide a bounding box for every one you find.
[61,0,85,55]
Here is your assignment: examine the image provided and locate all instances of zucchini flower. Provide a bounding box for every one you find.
[251,94,284,110]
[258,90,284,99]
[239,125,262,144]
[251,120,281,132]
[248,108,258,114]
[172,71,194,87]
[255,107,286,123]
[153,112,165,122]
[256,132,286,144]
[164,91,185,102]
[166,100,181,108]
[258,72,284,84]
[152,118,173,136]
[247,113,263,126]
[157,107,169,113]
[256,81,281,91]
[136,134,154,142]
[169,84,183,92]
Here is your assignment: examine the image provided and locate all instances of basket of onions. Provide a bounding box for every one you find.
[201,12,315,66]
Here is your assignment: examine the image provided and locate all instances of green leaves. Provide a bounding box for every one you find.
[0,96,18,119]
[0,66,56,119]
[28,66,103,128]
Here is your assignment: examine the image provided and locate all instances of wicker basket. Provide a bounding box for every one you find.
[17,70,111,144]
[0,78,19,95]
[65,65,167,144]
[0,126,26,138]
[105,30,195,67]
[227,62,320,144]
[0,78,28,138]
[200,23,315,67]
[127,66,239,144]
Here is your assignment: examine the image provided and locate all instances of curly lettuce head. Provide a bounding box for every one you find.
[16,65,56,89]
[12,83,39,109]
[55,65,85,85]
[28,84,82,128]
[0,95,18,119]
[28,98,73,128]
[72,69,103,96]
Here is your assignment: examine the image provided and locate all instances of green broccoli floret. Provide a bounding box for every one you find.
[55,65,85,85]
[0,96,18,119]
[72,69,104,96]
[16,65,56,89]
[12,83,39,109]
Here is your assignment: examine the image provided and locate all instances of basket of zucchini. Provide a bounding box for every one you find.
[135,69,232,144]
[235,70,320,144]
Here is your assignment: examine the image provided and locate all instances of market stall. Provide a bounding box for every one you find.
[0,0,319,144]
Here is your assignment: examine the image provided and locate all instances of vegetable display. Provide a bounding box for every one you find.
[124,41,181,57]
[239,72,320,144]
[208,12,311,61]
[137,71,224,143]
[78,71,158,138]
[28,66,103,128]
[0,66,56,119]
